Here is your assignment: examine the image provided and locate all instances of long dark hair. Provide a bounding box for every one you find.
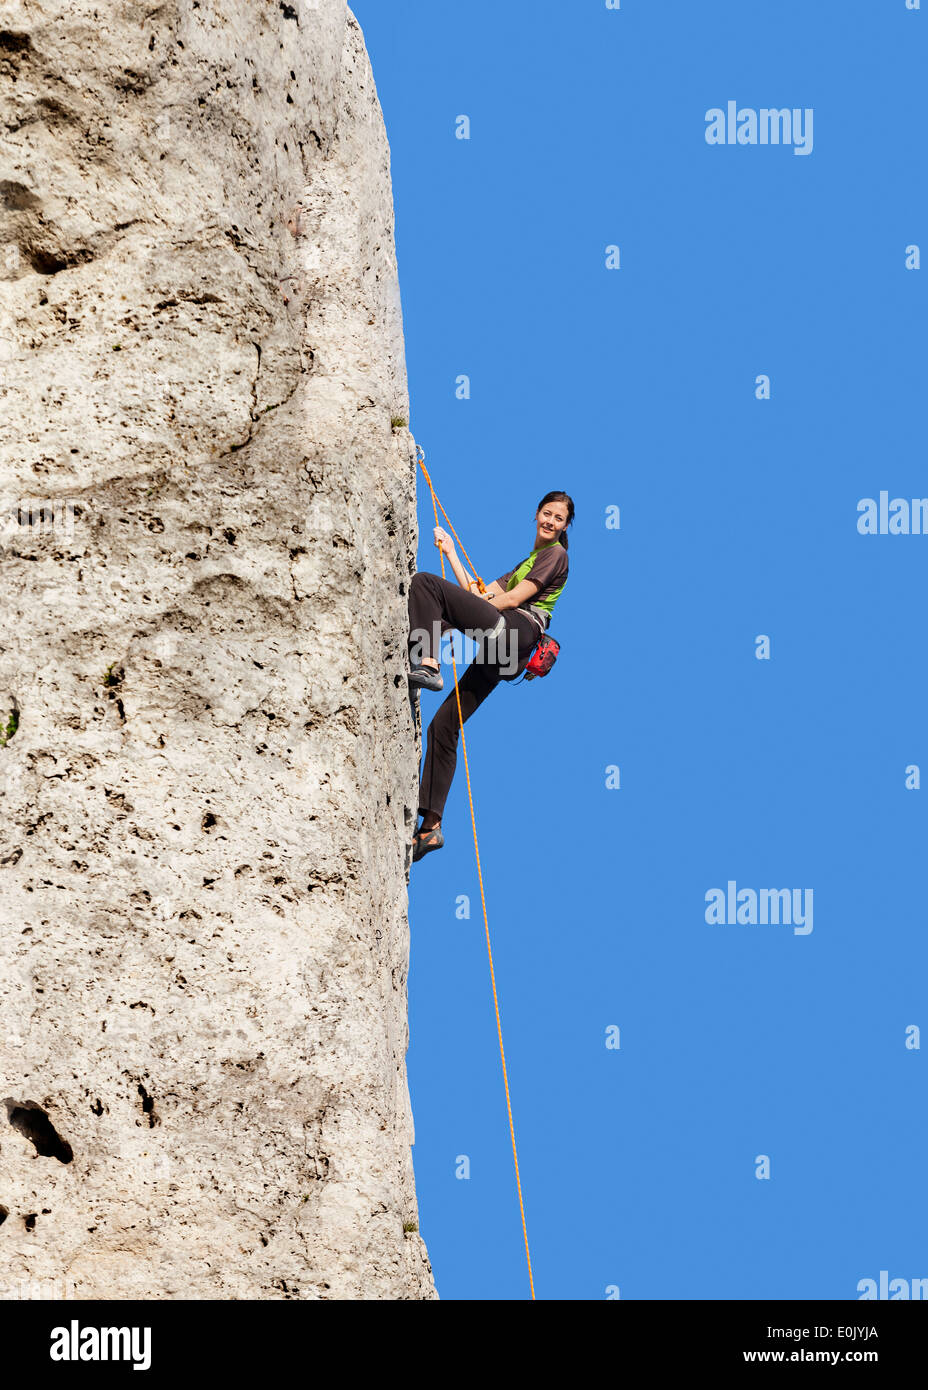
[537,491,575,551]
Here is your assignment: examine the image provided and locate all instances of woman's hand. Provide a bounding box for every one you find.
[433,525,456,558]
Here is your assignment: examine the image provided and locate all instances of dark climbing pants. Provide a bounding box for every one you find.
[408,571,540,819]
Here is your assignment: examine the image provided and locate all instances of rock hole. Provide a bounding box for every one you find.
[137,1083,158,1128]
[202,812,217,831]
[0,1206,8,1225]
[28,248,70,275]
[3,1100,73,1163]
[0,32,32,55]
[24,1213,37,1231]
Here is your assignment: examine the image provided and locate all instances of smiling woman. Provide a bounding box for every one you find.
[406,491,574,861]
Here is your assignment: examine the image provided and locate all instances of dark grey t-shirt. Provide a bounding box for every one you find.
[495,543,568,625]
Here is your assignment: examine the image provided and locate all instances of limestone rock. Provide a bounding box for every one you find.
[0,0,435,1299]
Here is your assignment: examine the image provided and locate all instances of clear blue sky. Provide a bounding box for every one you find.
[352,0,927,1301]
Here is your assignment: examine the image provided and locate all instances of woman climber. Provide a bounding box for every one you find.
[407,490,574,862]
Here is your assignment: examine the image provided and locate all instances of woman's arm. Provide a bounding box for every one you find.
[432,527,476,589]
[446,550,473,590]
[486,578,541,611]
[487,544,565,611]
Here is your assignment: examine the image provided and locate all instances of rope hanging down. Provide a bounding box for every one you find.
[415,445,536,1300]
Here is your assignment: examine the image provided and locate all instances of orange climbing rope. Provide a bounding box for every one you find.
[415,445,536,1301]
[416,451,487,594]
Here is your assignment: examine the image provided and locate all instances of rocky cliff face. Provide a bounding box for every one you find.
[0,0,434,1299]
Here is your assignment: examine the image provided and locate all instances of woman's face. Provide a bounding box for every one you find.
[536,498,569,541]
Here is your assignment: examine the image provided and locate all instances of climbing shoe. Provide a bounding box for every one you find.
[408,663,444,692]
[412,824,444,862]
